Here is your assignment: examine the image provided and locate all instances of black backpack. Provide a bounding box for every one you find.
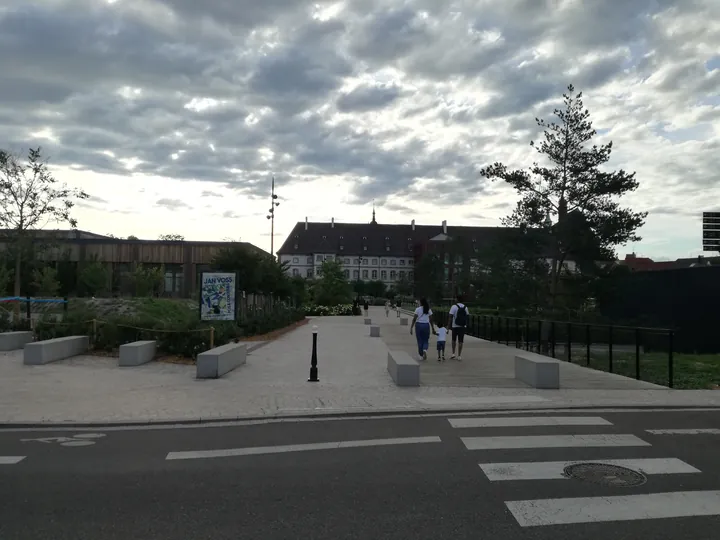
[454,304,468,327]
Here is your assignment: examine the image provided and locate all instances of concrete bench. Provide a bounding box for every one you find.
[400,318,409,326]
[387,350,420,386]
[119,340,157,367]
[23,336,90,365]
[0,331,33,351]
[364,318,372,325]
[196,342,247,379]
[514,354,560,389]
[370,325,380,337]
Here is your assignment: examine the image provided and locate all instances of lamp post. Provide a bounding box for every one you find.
[308,325,319,382]
[266,176,279,259]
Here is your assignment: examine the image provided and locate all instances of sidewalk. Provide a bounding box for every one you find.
[1,306,720,425]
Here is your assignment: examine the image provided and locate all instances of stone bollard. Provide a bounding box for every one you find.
[364,318,372,325]
[400,318,409,326]
[370,325,380,338]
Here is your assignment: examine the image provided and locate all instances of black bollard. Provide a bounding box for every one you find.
[308,325,319,382]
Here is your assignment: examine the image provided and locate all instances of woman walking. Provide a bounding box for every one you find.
[410,298,435,361]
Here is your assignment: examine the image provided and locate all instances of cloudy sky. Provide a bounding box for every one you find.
[1,0,718,259]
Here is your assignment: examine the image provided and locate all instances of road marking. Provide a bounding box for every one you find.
[20,433,106,447]
[646,428,720,435]
[461,433,650,450]
[0,456,25,465]
[449,416,612,428]
[166,436,442,460]
[506,490,720,527]
[417,396,548,406]
[480,457,700,481]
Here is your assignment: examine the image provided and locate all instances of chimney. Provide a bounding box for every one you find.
[442,220,447,234]
[331,217,334,228]
[305,217,308,231]
[411,219,415,231]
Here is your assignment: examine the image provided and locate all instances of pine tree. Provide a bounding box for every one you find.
[480,85,647,310]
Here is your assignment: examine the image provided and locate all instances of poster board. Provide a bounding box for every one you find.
[199,272,237,321]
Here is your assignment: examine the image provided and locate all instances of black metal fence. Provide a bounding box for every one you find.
[433,311,675,388]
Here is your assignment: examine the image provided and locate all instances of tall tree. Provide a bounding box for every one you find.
[480,85,647,310]
[313,259,352,305]
[0,147,88,297]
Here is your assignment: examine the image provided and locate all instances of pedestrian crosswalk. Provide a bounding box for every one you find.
[0,456,25,465]
[450,415,720,528]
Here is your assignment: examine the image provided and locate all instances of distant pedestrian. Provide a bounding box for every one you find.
[435,325,447,362]
[385,300,390,317]
[410,298,435,361]
[396,299,401,317]
[363,298,369,317]
[448,294,469,361]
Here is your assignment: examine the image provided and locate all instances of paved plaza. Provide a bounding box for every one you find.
[1,307,720,425]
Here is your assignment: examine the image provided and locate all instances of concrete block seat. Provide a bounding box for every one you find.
[196,342,247,379]
[400,318,409,326]
[514,353,560,389]
[23,336,90,365]
[387,350,420,386]
[119,340,157,367]
[364,318,372,325]
[370,325,380,337]
[0,331,33,351]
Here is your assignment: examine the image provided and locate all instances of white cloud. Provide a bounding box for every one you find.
[0,0,718,258]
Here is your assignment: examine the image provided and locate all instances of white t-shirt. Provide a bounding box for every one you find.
[414,306,433,323]
[436,327,447,341]
[449,303,469,328]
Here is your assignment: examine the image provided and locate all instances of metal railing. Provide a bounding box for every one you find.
[432,311,676,388]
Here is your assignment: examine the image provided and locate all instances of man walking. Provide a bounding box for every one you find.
[448,294,469,361]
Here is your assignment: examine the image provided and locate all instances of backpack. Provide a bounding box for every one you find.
[454,304,468,327]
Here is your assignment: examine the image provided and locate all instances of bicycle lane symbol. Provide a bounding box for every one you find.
[20,433,106,447]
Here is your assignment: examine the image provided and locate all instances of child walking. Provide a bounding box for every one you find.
[435,326,447,362]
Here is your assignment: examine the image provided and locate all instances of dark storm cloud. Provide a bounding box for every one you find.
[0,0,718,213]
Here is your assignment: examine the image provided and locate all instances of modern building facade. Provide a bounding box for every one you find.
[0,229,266,297]
[276,213,540,290]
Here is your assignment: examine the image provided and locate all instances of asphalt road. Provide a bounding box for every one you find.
[2,409,720,540]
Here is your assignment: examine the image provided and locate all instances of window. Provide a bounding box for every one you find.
[381,259,388,266]
[381,270,387,279]
[294,243,298,249]
[306,269,313,278]
[363,259,368,265]
[343,270,350,279]
[407,259,413,266]
[316,255,322,262]
[340,236,344,240]
[322,235,326,240]
[385,246,390,251]
[409,271,413,279]
[372,270,377,279]
[362,270,368,279]
[307,256,313,264]
[344,258,350,264]
[400,260,405,266]
[391,260,397,266]
[339,245,344,250]
[372,259,378,265]
[363,246,367,251]
[399,271,405,279]
[354,259,360,264]
[390,270,396,279]
[353,270,359,279]
[325,255,332,261]
[292,257,299,264]
[292,269,299,276]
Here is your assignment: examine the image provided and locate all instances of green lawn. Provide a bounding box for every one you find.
[568,350,720,389]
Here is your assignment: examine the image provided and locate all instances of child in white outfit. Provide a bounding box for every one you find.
[435,326,447,362]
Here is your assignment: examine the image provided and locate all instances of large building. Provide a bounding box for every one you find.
[276,212,536,289]
[0,229,266,297]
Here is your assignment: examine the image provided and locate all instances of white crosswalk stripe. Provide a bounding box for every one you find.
[0,456,25,465]
[454,415,720,527]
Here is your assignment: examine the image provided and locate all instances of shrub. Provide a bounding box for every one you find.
[303,304,355,316]
[33,304,305,359]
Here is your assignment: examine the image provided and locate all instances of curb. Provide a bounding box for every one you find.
[3,404,720,429]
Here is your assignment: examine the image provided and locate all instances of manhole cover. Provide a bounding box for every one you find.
[563,463,647,487]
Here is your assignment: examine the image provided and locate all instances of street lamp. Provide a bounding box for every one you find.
[266,176,279,259]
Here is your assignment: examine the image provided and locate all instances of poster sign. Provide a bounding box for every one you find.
[199,272,237,321]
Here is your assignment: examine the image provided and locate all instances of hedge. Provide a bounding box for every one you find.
[33,305,305,360]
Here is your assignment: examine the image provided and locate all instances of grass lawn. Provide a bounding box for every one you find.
[569,350,720,389]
